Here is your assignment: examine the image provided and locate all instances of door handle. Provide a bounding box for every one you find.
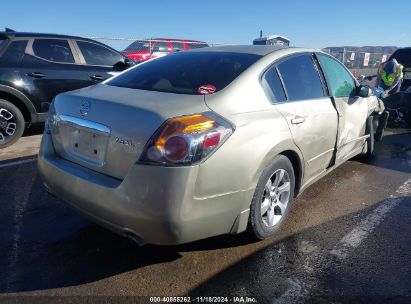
[27,72,45,78]
[90,75,106,81]
[291,116,306,124]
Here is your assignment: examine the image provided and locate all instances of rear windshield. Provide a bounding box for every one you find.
[106,51,262,94]
[391,49,411,66]
[124,41,150,52]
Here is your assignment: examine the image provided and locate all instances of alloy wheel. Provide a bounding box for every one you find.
[0,108,17,144]
[260,169,291,227]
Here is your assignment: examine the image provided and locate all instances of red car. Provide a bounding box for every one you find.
[122,38,209,62]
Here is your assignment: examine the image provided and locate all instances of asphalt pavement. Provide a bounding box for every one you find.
[0,128,410,304]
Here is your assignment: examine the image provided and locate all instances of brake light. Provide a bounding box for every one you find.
[139,112,234,165]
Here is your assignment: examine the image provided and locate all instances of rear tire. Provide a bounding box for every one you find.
[247,155,295,240]
[0,99,25,149]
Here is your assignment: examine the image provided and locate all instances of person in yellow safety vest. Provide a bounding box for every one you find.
[377,58,404,96]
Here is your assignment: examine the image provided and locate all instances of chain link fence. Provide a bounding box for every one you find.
[322,48,394,77]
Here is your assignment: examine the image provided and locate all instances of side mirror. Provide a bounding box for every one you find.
[124,58,135,68]
[113,59,135,71]
[357,75,366,83]
[113,61,126,71]
[358,85,372,98]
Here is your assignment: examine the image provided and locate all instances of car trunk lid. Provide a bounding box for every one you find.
[51,84,210,180]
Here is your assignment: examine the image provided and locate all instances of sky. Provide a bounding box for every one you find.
[2,0,410,51]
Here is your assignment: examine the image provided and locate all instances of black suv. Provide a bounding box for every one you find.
[388,47,411,91]
[0,30,134,148]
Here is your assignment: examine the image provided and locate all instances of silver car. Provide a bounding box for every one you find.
[38,46,384,245]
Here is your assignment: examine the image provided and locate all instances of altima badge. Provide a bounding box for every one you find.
[115,137,135,147]
[79,100,91,116]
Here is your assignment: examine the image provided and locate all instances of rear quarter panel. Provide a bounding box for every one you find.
[199,51,305,211]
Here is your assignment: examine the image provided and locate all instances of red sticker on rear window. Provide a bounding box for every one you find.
[198,84,216,95]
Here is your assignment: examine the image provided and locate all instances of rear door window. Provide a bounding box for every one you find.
[106,51,262,94]
[76,41,123,66]
[32,39,75,63]
[277,54,325,101]
[317,53,356,97]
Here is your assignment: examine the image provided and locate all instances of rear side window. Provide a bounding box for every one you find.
[77,41,123,66]
[171,42,184,51]
[263,67,287,103]
[124,41,150,52]
[188,43,209,49]
[33,39,75,63]
[317,53,356,97]
[277,54,325,101]
[106,51,262,95]
[152,41,168,52]
[0,40,27,63]
[390,50,411,66]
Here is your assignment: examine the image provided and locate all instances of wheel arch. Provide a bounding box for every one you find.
[0,85,37,124]
[254,141,304,199]
[280,150,303,197]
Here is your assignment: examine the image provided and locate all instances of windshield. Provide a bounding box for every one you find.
[391,49,411,67]
[106,51,262,95]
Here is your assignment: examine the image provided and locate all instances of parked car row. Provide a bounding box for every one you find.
[0,30,136,148]
[122,38,209,63]
[0,31,209,148]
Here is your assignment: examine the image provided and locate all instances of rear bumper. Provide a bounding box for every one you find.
[38,133,251,245]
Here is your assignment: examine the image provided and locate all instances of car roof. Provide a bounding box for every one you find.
[190,45,293,56]
[392,47,411,52]
[150,38,208,43]
[0,31,99,42]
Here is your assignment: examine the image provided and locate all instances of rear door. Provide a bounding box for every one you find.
[316,53,370,163]
[265,53,338,183]
[73,40,126,84]
[20,38,88,113]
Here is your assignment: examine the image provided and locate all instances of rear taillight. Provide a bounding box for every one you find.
[45,104,57,135]
[139,112,234,166]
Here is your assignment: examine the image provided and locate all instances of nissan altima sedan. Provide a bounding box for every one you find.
[38,45,384,245]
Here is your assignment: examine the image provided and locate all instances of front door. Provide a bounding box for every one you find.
[316,53,370,163]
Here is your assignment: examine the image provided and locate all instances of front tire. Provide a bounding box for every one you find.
[365,116,375,159]
[0,99,25,149]
[248,155,295,240]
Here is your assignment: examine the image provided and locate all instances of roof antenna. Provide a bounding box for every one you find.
[5,27,16,32]
[260,30,263,38]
